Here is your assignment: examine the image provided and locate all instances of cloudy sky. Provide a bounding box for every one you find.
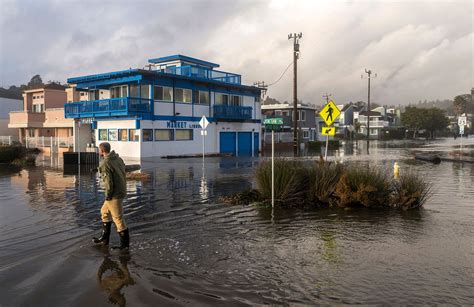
[0,0,472,106]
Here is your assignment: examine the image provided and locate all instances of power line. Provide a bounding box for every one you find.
[267,61,293,87]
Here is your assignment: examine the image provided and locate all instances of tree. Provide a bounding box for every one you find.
[422,108,449,139]
[402,106,424,138]
[27,75,43,88]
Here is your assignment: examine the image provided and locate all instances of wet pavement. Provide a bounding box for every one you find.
[1,138,473,305]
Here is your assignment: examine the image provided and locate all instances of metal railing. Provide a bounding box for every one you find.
[0,136,13,145]
[213,105,252,120]
[163,65,241,85]
[64,97,152,118]
[24,136,74,149]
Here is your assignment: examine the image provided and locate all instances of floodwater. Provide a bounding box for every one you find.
[1,138,473,306]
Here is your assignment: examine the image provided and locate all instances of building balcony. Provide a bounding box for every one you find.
[162,65,241,85]
[8,111,45,128]
[213,105,252,121]
[64,97,152,118]
[359,120,389,128]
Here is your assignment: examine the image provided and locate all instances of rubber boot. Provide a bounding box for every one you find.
[113,228,130,250]
[93,222,112,245]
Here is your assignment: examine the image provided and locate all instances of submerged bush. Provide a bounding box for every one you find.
[391,172,432,210]
[219,189,262,206]
[255,159,308,207]
[0,145,27,163]
[334,166,392,208]
[307,160,344,206]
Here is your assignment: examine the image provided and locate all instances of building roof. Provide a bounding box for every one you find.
[261,103,316,110]
[341,104,353,112]
[24,83,67,92]
[359,110,382,116]
[148,54,220,68]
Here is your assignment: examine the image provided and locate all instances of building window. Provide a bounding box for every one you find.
[154,129,174,141]
[231,95,242,106]
[28,128,35,137]
[142,129,153,142]
[370,129,377,135]
[275,110,282,115]
[110,85,128,98]
[282,110,289,117]
[118,129,128,141]
[129,129,140,142]
[140,85,150,99]
[80,92,86,97]
[32,104,44,113]
[298,110,306,122]
[198,91,209,105]
[99,129,108,141]
[154,86,173,102]
[303,130,309,138]
[89,90,100,101]
[175,129,193,141]
[175,88,192,103]
[108,129,118,141]
[129,85,139,98]
[215,93,229,105]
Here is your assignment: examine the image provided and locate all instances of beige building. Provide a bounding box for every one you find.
[8,83,74,153]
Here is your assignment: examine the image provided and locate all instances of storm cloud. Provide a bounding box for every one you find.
[0,0,472,106]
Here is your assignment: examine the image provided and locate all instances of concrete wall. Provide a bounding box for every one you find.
[96,120,140,159]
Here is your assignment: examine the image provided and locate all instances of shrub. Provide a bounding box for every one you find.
[307,160,344,206]
[334,166,392,208]
[255,159,308,207]
[0,145,27,163]
[219,189,262,206]
[391,172,432,210]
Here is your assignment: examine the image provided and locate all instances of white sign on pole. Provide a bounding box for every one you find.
[199,116,209,129]
[459,126,465,135]
[458,116,467,127]
[200,130,208,136]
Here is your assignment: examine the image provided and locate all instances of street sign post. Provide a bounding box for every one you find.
[319,101,341,160]
[199,116,209,159]
[264,118,283,208]
[458,115,467,156]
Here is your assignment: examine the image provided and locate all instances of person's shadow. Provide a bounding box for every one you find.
[96,248,135,306]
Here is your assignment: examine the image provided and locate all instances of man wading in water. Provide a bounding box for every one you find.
[93,142,130,249]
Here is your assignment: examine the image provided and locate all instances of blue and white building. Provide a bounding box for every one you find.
[65,55,262,159]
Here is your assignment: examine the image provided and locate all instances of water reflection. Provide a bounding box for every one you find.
[96,249,135,307]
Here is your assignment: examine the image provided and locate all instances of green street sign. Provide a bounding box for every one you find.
[264,118,283,125]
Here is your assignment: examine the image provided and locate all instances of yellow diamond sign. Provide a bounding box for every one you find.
[321,126,336,136]
[319,100,341,126]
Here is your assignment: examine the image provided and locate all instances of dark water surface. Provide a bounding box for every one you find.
[1,139,473,306]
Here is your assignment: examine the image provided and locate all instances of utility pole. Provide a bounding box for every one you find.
[253,81,268,99]
[288,32,302,157]
[323,93,332,104]
[362,69,376,152]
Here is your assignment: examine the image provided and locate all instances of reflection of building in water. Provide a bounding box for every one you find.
[97,254,135,307]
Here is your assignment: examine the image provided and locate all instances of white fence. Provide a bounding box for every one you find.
[25,136,74,150]
[0,136,13,145]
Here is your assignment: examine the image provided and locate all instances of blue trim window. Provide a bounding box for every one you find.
[154,129,174,141]
[118,129,128,141]
[175,88,192,103]
[129,129,140,142]
[142,129,153,142]
[110,85,128,98]
[129,84,139,98]
[99,129,108,141]
[231,95,242,106]
[108,129,118,141]
[140,85,150,99]
[198,90,209,105]
[154,86,173,102]
[175,129,193,141]
[215,93,229,105]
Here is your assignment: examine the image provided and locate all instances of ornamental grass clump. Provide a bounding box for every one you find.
[391,172,431,210]
[334,166,392,208]
[307,160,344,206]
[255,159,308,207]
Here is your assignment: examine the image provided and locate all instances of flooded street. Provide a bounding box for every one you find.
[1,138,473,305]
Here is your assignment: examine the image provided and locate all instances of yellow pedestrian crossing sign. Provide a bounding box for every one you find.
[319,100,341,126]
[321,126,336,136]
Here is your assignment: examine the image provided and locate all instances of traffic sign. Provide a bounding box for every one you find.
[264,118,283,125]
[319,100,341,126]
[199,116,209,129]
[458,116,467,127]
[321,126,336,136]
[459,126,465,135]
